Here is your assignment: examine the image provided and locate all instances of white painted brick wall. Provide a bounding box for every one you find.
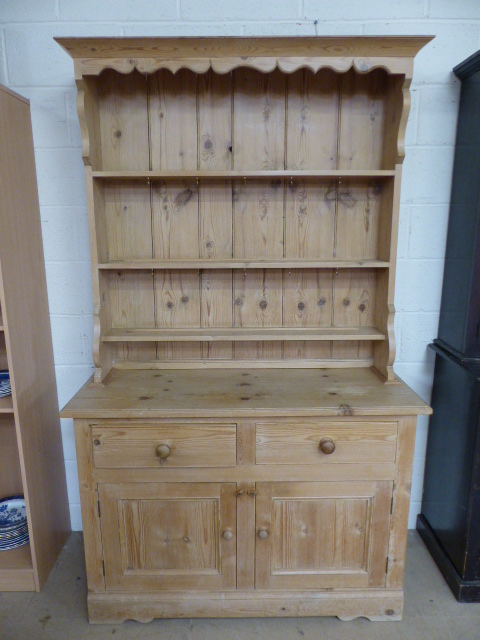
[1,0,478,531]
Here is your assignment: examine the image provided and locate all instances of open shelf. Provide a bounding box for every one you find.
[0,543,35,591]
[92,170,397,180]
[0,543,32,571]
[103,326,386,343]
[0,395,13,413]
[98,260,391,270]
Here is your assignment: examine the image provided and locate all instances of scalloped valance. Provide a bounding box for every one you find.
[55,36,432,79]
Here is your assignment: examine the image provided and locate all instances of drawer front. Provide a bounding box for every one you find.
[91,424,237,468]
[256,422,398,465]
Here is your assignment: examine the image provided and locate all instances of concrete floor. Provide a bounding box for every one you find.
[0,532,479,639]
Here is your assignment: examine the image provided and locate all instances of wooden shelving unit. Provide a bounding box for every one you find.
[0,84,70,591]
[58,36,432,623]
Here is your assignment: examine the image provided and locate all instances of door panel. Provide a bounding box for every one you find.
[99,482,236,591]
[255,481,392,589]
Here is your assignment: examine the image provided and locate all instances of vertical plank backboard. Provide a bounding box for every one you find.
[283,269,333,360]
[102,181,153,261]
[198,71,233,359]
[152,181,199,259]
[199,182,233,259]
[285,181,336,259]
[332,269,376,359]
[336,180,382,260]
[198,70,232,170]
[201,270,233,360]
[155,270,201,359]
[105,270,156,362]
[234,269,283,359]
[338,69,387,170]
[98,70,149,171]
[233,180,284,259]
[286,69,339,170]
[149,70,198,171]
[233,68,285,171]
[283,269,333,328]
[333,269,376,328]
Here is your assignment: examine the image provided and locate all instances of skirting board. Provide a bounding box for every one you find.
[88,590,404,623]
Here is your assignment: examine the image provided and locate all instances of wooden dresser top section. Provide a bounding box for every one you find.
[61,368,431,419]
[55,36,433,79]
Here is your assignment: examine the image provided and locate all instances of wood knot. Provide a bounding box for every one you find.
[181,296,189,304]
[343,298,350,307]
[297,302,306,311]
[182,536,190,543]
[166,301,174,309]
[358,303,366,313]
[206,241,213,249]
[259,300,268,310]
[234,298,243,306]
[204,138,213,150]
[93,439,100,446]
[228,145,233,152]
[139,396,151,401]
[318,297,326,307]
[174,189,193,207]
[113,130,122,138]
[339,404,353,416]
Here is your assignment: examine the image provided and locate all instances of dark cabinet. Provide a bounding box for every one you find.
[418,50,480,602]
[435,51,480,361]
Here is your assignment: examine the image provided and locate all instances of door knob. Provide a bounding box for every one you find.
[156,444,171,460]
[258,529,269,539]
[222,529,234,540]
[319,437,335,455]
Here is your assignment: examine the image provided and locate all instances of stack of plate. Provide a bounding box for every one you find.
[0,371,11,398]
[0,496,29,550]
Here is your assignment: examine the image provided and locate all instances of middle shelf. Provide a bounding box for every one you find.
[103,326,386,342]
[98,260,391,270]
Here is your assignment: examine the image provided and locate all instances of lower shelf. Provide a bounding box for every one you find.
[0,395,13,413]
[0,543,35,591]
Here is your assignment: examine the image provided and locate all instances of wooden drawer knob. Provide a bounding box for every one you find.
[258,529,269,539]
[222,529,234,540]
[319,437,335,455]
[156,444,171,460]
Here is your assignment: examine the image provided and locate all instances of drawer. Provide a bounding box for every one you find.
[255,422,398,465]
[91,424,237,468]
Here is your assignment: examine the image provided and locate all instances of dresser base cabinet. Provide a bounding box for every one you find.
[63,367,430,623]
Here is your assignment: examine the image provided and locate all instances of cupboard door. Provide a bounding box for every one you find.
[99,482,236,591]
[255,481,392,590]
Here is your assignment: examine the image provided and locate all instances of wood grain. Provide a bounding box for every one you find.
[149,70,197,171]
[100,482,236,591]
[97,70,149,171]
[92,424,237,468]
[255,421,398,465]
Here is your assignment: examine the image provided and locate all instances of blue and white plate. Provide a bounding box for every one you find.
[0,496,26,528]
[0,372,11,397]
[0,536,29,550]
